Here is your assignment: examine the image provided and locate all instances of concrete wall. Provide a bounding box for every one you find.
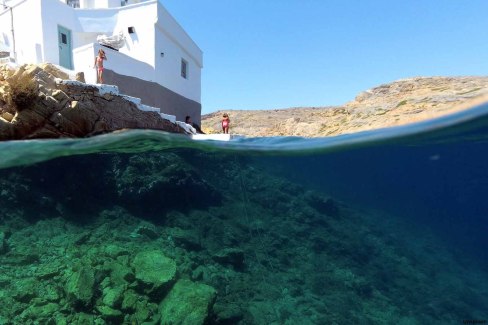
[104,69,201,124]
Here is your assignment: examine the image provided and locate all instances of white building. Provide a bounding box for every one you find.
[0,0,203,123]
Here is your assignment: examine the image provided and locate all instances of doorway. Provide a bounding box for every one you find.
[58,25,73,69]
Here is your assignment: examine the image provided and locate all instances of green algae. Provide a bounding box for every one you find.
[159,279,217,324]
[0,150,486,324]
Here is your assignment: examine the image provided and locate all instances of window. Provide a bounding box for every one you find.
[66,0,80,8]
[181,59,188,79]
[61,33,67,44]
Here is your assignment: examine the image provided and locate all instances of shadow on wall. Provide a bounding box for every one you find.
[104,68,201,125]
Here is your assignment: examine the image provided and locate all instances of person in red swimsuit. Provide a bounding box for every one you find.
[94,49,107,84]
[222,113,230,134]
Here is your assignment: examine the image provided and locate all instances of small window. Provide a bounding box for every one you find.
[66,0,80,8]
[61,33,67,44]
[181,59,188,79]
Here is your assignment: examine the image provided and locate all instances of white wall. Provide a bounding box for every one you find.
[73,8,118,34]
[126,0,147,5]
[41,0,80,66]
[73,42,155,85]
[0,0,202,105]
[80,0,121,9]
[154,1,202,103]
[113,1,157,67]
[154,26,201,103]
[0,0,43,63]
[156,2,202,69]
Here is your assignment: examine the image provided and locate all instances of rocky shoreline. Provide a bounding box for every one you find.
[0,64,187,140]
[202,76,488,137]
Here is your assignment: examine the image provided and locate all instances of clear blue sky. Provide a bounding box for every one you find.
[162,0,488,114]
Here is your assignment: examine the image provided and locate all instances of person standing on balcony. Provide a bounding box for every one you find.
[94,49,107,83]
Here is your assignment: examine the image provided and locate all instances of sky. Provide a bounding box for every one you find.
[162,0,488,114]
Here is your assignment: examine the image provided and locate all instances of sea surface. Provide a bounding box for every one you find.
[0,103,487,324]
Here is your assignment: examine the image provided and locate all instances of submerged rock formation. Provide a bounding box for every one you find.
[0,150,488,323]
[0,63,185,140]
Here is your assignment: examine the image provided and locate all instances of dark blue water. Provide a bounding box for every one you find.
[0,103,487,324]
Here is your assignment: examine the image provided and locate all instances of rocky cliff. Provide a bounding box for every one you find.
[202,76,488,137]
[0,64,185,140]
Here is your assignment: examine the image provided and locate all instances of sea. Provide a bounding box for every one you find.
[0,102,487,324]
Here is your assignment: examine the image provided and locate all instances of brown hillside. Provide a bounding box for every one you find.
[202,76,488,137]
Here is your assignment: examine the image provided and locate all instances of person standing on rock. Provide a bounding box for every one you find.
[222,113,230,134]
[94,49,107,84]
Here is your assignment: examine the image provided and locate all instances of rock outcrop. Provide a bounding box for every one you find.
[202,76,488,137]
[65,267,96,308]
[131,250,177,296]
[0,63,186,140]
[159,279,217,325]
[0,231,6,254]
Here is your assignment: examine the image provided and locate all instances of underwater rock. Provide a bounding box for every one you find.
[121,289,138,312]
[102,286,125,309]
[109,262,135,286]
[19,302,60,321]
[65,267,95,308]
[168,227,202,251]
[5,252,40,266]
[212,302,244,324]
[101,244,130,259]
[130,225,159,240]
[159,279,217,325]
[0,231,6,254]
[306,193,341,218]
[71,313,95,324]
[133,298,160,324]
[96,305,124,323]
[35,263,62,280]
[212,248,245,270]
[73,232,91,246]
[113,153,221,216]
[12,278,38,303]
[131,250,176,296]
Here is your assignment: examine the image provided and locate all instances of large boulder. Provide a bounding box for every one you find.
[131,250,176,296]
[0,63,186,140]
[159,279,217,325]
[113,153,221,215]
[65,267,95,308]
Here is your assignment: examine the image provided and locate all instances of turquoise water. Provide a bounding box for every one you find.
[0,103,487,324]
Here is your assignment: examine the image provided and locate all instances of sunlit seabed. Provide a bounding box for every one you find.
[0,102,487,324]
